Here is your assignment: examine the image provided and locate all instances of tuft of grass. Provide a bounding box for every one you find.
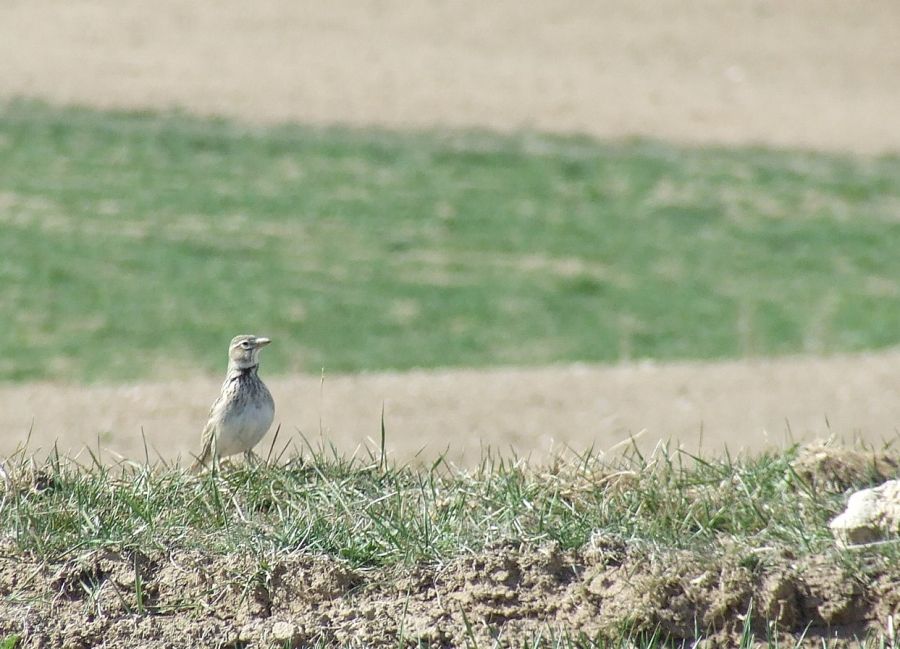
[1,100,900,381]
[0,441,892,569]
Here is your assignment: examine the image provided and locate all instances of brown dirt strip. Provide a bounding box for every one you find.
[3,351,899,467]
[1,0,898,154]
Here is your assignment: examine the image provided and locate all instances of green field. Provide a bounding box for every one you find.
[2,101,899,382]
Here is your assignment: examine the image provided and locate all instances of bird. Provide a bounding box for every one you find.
[190,334,275,473]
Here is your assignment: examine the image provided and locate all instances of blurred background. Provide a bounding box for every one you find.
[1,0,898,465]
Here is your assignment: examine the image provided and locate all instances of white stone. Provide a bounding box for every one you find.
[829,480,900,546]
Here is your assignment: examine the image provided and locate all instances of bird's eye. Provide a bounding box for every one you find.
[241,341,252,349]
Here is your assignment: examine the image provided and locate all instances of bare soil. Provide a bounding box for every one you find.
[2,533,897,647]
[4,351,900,468]
[1,0,899,154]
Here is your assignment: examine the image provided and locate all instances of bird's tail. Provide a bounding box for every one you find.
[191,426,214,475]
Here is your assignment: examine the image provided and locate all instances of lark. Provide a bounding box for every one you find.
[191,335,275,473]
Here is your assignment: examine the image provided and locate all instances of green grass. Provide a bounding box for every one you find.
[1,443,885,567]
[2,100,900,381]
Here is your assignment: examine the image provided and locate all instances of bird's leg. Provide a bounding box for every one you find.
[244,450,260,467]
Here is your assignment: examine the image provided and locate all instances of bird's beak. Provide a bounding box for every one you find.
[254,337,272,348]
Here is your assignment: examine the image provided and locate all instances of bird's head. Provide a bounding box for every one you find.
[228,334,271,370]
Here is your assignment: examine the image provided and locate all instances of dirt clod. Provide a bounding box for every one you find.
[791,442,899,494]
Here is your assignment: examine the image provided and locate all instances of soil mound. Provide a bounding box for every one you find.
[3,538,897,647]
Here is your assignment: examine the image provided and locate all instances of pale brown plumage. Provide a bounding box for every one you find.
[190,335,275,473]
